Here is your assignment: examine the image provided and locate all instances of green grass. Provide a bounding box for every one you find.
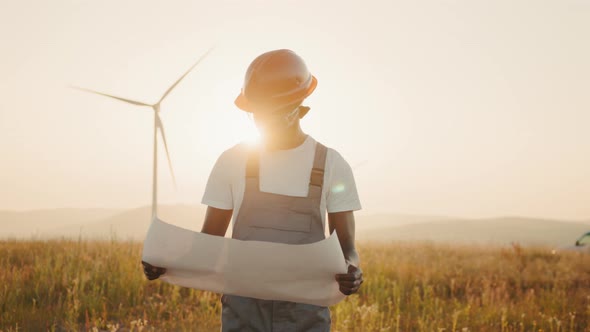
[1,238,589,331]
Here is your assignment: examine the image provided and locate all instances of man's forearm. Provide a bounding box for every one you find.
[343,248,360,267]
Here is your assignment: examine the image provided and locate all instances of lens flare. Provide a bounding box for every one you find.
[331,183,346,193]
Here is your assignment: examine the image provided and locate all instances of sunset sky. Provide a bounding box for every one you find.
[1,0,589,221]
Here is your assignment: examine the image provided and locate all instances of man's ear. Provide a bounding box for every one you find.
[298,106,310,119]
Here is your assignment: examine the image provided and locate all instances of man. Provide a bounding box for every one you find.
[143,49,364,331]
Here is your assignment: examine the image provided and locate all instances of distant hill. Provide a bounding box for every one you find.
[0,208,124,238]
[354,213,465,230]
[357,216,590,247]
[44,204,208,240]
[0,205,206,240]
[1,207,588,247]
[2,208,460,240]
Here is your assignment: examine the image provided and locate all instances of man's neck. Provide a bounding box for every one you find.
[263,126,308,151]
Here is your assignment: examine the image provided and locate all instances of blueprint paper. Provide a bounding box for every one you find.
[141,217,348,306]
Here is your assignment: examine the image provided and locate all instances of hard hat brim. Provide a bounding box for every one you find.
[235,75,317,113]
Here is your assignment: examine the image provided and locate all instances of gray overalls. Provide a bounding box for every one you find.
[221,141,331,332]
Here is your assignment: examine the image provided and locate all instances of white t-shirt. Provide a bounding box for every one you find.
[201,135,362,232]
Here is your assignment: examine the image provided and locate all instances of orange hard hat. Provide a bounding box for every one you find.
[234,49,317,113]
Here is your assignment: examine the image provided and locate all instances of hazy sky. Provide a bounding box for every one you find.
[1,0,589,221]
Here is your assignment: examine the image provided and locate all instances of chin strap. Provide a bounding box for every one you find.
[298,106,311,118]
[284,105,310,128]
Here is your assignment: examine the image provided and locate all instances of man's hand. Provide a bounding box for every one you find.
[335,264,364,295]
[142,261,166,280]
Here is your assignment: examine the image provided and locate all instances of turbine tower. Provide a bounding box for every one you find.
[70,48,213,220]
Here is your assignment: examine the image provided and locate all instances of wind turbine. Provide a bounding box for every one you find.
[70,48,213,220]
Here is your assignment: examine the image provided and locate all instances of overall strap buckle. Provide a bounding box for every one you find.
[310,168,324,187]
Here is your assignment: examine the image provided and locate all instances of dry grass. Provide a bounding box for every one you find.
[1,237,589,331]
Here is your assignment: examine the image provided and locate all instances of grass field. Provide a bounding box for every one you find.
[1,238,590,331]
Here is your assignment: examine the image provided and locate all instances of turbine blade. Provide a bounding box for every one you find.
[158,47,214,103]
[69,85,152,107]
[156,114,178,191]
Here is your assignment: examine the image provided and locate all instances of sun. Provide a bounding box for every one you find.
[202,103,261,153]
[199,77,262,153]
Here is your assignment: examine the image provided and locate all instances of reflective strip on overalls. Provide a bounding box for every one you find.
[221,141,331,332]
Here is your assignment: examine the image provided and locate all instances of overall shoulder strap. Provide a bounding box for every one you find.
[310,142,328,188]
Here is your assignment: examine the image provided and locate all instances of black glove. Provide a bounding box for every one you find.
[142,260,166,280]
